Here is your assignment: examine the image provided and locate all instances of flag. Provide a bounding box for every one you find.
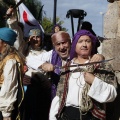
[16,0,44,37]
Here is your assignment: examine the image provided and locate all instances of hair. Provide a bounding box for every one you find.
[0,44,15,61]
[52,24,62,33]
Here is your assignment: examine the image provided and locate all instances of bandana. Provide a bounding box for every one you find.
[0,27,17,46]
[29,29,41,37]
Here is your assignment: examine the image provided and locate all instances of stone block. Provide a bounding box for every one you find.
[104,2,120,38]
[102,38,120,71]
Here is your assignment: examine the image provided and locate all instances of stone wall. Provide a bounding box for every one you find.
[103,2,120,120]
[103,1,120,71]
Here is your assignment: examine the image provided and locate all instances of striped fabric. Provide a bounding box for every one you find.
[91,104,106,120]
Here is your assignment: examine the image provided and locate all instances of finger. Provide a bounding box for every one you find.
[90,56,98,62]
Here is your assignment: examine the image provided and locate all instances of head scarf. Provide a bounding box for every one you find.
[29,28,44,42]
[0,27,17,46]
[70,29,98,60]
[29,29,41,36]
[28,28,44,49]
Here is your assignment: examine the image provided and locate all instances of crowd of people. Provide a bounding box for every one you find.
[0,5,118,120]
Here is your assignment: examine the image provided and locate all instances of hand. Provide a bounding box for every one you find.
[41,63,54,72]
[23,65,28,73]
[3,117,11,120]
[91,54,105,62]
[90,54,105,68]
[6,7,13,16]
[28,36,33,42]
[84,72,95,85]
[6,7,16,18]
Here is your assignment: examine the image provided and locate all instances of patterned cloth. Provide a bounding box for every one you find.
[56,62,117,120]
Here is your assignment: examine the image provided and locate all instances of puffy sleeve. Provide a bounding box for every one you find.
[26,50,53,70]
[0,59,18,117]
[88,77,117,103]
[88,63,117,103]
[49,96,59,120]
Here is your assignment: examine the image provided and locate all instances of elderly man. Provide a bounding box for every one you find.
[26,31,104,100]
[0,27,24,120]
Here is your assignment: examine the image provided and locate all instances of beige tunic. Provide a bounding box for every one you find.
[0,59,18,117]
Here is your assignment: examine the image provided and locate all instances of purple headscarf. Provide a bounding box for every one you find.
[70,29,98,60]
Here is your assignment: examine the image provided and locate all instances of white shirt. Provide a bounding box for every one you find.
[26,50,53,70]
[0,59,18,117]
[25,49,47,77]
[49,61,117,120]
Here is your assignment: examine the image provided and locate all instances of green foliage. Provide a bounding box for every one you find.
[0,0,67,33]
[41,17,53,33]
[24,0,42,20]
[41,16,67,33]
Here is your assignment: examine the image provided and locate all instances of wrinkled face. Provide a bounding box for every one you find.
[29,36,41,49]
[52,32,71,60]
[0,39,6,54]
[75,35,92,58]
[54,26,60,33]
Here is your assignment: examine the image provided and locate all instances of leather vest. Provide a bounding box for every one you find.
[0,52,24,84]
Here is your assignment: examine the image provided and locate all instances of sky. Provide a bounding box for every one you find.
[39,0,108,38]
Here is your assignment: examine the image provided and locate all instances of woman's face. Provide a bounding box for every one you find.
[75,35,92,58]
[0,40,6,54]
[54,26,60,33]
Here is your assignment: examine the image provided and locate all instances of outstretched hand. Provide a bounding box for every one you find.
[84,72,95,85]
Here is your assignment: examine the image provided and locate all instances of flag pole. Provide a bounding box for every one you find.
[4,0,24,18]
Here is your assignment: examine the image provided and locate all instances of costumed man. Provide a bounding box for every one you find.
[26,31,105,101]
[23,29,51,120]
[0,27,24,120]
[49,30,117,120]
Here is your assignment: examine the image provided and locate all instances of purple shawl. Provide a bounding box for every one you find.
[51,49,62,75]
[70,29,98,60]
[51,49,62,99]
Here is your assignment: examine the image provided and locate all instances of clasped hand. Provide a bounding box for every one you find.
[84,72,95,85]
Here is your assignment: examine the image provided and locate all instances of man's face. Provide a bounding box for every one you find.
[75,35,92,58]
[29,36,41,49]
[52,33,71,60]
